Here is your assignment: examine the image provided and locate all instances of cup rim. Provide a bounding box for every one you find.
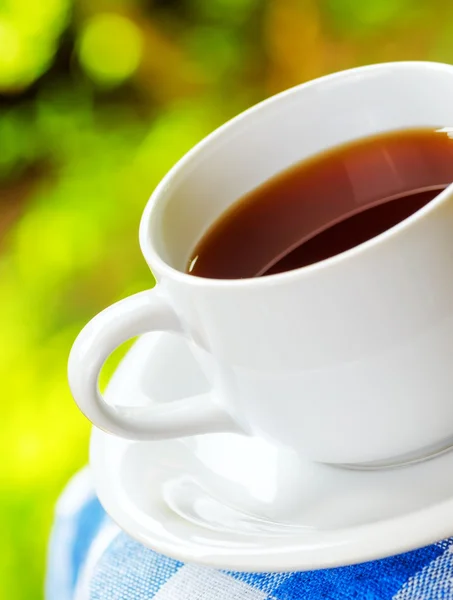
[139,60,453,288]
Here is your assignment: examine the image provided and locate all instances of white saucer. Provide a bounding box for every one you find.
[91,332,453,572]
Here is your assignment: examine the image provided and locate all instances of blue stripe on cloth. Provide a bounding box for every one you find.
[46,469,104,600]
[262,544,451,599]
[394,540,453,599]
[70,495,106,589]
[87,540,453,600]
[89,533,184,600]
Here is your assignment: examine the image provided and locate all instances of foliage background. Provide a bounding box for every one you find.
[2,0,453,597]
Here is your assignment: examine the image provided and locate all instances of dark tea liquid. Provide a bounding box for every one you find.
[187,129,453,279]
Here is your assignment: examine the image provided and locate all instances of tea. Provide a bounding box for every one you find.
[187,128,453,279]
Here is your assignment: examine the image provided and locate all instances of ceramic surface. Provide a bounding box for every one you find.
[72,62,453,466]
[91,333,453,571]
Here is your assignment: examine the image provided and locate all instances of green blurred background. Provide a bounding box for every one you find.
[2,0,453,597]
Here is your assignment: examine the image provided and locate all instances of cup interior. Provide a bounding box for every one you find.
[144,62,453,273]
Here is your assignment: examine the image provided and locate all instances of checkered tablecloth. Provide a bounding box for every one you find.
[46,468,453,599]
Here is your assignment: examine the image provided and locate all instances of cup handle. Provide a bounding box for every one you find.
[68,289,243,440]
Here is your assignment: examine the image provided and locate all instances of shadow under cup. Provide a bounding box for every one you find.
[140,62,453,469]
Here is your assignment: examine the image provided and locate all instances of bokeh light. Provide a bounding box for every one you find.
[0,0,69,91]
[78,13,144,86]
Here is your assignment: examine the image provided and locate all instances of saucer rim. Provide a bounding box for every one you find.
[90,427,453,572]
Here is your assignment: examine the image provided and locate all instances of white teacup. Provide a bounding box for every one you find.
[69,61,453,467]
